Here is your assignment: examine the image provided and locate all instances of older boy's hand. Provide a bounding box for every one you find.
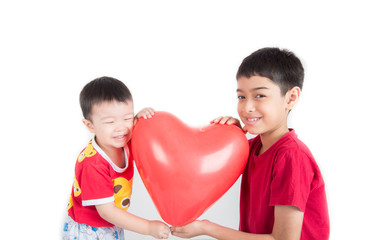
[211,116,243,130]
[134,107,155,124]
[171,220,206,238]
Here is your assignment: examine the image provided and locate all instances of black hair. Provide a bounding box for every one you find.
[79,76,132,121]
[236,47,304,95]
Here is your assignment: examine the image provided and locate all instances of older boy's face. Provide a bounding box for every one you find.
[87,100,134,152]
[236,76,290,138]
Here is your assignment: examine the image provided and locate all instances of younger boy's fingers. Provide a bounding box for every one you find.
[146,108,155,118]
[148,107,155,114]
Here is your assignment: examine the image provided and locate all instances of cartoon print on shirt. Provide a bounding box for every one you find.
[113,177,133,210]
[78,140,97,162]
[73,176,81,197]
[67,195,73,211]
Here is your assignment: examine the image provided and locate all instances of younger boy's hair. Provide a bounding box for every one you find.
[80,76,133,121]
[236,47,304,95]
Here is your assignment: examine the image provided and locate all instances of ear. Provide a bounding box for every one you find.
[285,87,301,111]
[82,119,96,133]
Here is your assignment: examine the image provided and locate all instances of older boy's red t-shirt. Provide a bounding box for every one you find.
[239,129,329,239]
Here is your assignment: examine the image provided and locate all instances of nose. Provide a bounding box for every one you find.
[239,100,255,113]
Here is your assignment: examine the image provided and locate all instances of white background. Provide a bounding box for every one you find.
[1,1,371,239]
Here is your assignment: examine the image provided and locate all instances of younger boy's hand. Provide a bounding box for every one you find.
[135,107,155,124]
[148,220,170,239]
[211,116,244,130]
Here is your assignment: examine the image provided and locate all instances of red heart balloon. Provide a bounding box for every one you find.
[131,112,249,226]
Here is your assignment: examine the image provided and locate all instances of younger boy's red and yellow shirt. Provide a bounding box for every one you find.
[67,138,134,227]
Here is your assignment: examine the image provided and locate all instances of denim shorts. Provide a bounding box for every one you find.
[62,215,124,240]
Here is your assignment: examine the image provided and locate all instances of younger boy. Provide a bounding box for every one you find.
[171,48,330,240]
[63,76,170,240]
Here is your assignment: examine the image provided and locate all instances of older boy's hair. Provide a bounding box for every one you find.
[80,76,133,121]
[236,47,304,95]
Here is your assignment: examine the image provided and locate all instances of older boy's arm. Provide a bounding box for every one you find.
[172,220,274,240]
[272,205,304,240]
[96,202,170,239]
[172,205,303,240]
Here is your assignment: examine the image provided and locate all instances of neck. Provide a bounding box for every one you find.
[259,127,289,155]
[107,148,125,168]
[95,138,125,168]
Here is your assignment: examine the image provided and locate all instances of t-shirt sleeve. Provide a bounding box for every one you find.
[269,149,314,212]
[80,161,114,206]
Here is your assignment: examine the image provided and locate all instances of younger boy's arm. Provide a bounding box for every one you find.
[96,202,170,239]
[171,205,303,240]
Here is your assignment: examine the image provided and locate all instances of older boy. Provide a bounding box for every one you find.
[171,48,330,240]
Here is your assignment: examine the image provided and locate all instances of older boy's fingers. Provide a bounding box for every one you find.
[211,116,230,125]
[212,116,232,124]
[170,226,179,233]
[219,117,228,125]
[210,116,223,124]
[226,118,240,126]
[220,116,235,125]
[170,226,182,236]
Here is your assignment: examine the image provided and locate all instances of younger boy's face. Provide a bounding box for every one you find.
[236,75,292,138]
[84,100,134,152]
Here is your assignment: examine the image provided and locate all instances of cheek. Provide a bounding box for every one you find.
[99,126,112,136]
[125,122,134,133]
[237,102,245,114]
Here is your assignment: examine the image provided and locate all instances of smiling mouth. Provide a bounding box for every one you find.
[114,134,127,140]
[244,117,261,125]
[247,118,260,122]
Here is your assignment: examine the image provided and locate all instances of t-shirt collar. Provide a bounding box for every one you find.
[91,137,129,173]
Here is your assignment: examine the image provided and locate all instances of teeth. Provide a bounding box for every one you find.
[247,118,259,122]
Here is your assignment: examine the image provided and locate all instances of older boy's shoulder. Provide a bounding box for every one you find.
[276,129,315,161]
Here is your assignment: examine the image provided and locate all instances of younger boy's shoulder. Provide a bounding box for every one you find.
[76,139,105,166]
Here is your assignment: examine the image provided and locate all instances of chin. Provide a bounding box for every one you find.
[245,127,262,136]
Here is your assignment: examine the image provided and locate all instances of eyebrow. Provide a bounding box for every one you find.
[100,112,134,119]
[236,87,269,93]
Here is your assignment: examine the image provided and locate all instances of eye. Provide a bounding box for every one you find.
[256,94,265,99]
[237,95,246,101]
[104,121,114,124]
[124,117,134,121]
